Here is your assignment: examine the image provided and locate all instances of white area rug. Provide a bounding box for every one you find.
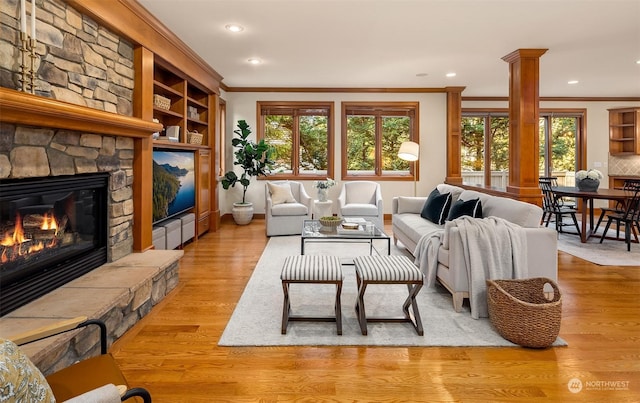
[555,221,640,266]
[219,236,567,347]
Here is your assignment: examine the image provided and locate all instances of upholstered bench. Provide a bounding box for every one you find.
[354,255,424,336]
[280,255,344,335]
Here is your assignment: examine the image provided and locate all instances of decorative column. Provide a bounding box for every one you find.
[445,86,465,185]
[502,49,547,205]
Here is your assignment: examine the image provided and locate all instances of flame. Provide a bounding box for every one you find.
[0,212,60,263]
[40,213,58,231]
[1,213,28,247]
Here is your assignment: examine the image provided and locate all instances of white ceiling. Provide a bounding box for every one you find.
[137,0,640,97]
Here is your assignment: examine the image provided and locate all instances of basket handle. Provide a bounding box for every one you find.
[486,280,501,304]
[543,278,562,303]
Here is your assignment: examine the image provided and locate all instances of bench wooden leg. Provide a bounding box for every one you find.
[335,282,343,335]
[281,282,291,334]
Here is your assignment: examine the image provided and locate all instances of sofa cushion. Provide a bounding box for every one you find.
[421,188,452,225]
[341,203,378,217]
[394,213,443,245]
[460,189,542,228]
[436,184,465,203]
[447,198,483,221]
[268,182,296,205]
[271,202,308,216]
[397,196,427,214]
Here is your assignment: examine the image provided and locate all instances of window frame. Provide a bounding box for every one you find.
[461,108,586,187]
[257,101,335,180]
[341,101,419,181]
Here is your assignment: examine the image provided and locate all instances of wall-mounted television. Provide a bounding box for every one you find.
[152,149,196,225]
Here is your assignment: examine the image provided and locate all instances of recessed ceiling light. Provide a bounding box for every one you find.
[225,24,244,33]
[248,58,262,65]
[416,73,428,77]
[636,60,640,64]
[446,72,456,78]
[568,80,579,85]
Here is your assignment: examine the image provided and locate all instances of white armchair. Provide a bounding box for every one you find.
[337,181,384,229]
[265,180,313,236]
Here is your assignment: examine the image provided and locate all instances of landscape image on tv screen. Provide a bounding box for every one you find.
[152,149,196,224]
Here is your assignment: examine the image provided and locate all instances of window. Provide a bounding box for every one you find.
[539,111,585,186]
[461,113,509,187]
[342,102,419,180]
[461,109,585,188]
[257,102,334,179]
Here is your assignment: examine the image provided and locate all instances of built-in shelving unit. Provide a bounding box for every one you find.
[609,107,640,155]
[151,60,215,238]
[153,63,209,148]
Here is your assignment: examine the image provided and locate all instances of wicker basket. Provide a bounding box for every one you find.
[153,94,171,110]
[188,131,203,145]
[486,277,562,348]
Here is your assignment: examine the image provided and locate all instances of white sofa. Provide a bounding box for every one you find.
[392,183,558,312]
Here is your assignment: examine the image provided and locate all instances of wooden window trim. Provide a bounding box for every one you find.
[341,101,419,181]
[257,101,334,180]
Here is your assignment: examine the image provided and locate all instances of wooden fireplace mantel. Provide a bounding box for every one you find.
[0,88,162,137]
[1,87,162,252]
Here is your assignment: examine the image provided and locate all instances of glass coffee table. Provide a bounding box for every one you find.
[301,219,391,258]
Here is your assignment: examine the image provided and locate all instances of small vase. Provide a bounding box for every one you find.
[576,178,599,192]
[317,188,328,202]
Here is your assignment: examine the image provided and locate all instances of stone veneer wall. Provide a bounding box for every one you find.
[0,123,135,261]
[1,0,135,114]
[1,0,137,259]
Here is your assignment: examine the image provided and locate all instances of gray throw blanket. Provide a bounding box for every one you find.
[414,228,444,288]
[453,216,528,319]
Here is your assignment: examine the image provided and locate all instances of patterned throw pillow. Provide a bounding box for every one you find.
[0,338,55,402]
[420,188,452,225]
[447,198,483,221]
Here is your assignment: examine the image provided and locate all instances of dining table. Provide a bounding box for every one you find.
[552,186,634,243]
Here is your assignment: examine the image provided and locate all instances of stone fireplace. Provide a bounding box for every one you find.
[0,172,109,316]
[0,122,182,375]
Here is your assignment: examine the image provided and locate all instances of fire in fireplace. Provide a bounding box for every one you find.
[0,173,109,316]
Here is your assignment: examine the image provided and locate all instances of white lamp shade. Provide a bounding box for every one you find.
[398,141,419,161]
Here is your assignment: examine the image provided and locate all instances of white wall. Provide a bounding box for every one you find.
[220,91,447,216]
[219,92,640,216]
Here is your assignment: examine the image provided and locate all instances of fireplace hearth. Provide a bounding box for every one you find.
[0,173,109,316]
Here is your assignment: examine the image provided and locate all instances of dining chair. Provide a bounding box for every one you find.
[599,183,640,251]
[594,179,640,233]
[539,179,581,235]
[540,176,576,209]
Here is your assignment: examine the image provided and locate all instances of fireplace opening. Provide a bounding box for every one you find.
[0,173,109,316]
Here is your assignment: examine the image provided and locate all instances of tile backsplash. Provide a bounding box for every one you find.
[608,155,640,176]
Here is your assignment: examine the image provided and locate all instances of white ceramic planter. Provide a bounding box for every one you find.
[232,202,254,225]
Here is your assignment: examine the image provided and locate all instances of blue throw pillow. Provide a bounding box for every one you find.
[447,198,483,221]
[420,188,452,225]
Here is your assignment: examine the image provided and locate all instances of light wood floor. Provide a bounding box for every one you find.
[111,219,640,402]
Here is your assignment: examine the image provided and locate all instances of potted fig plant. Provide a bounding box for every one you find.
[222,120,274,225]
